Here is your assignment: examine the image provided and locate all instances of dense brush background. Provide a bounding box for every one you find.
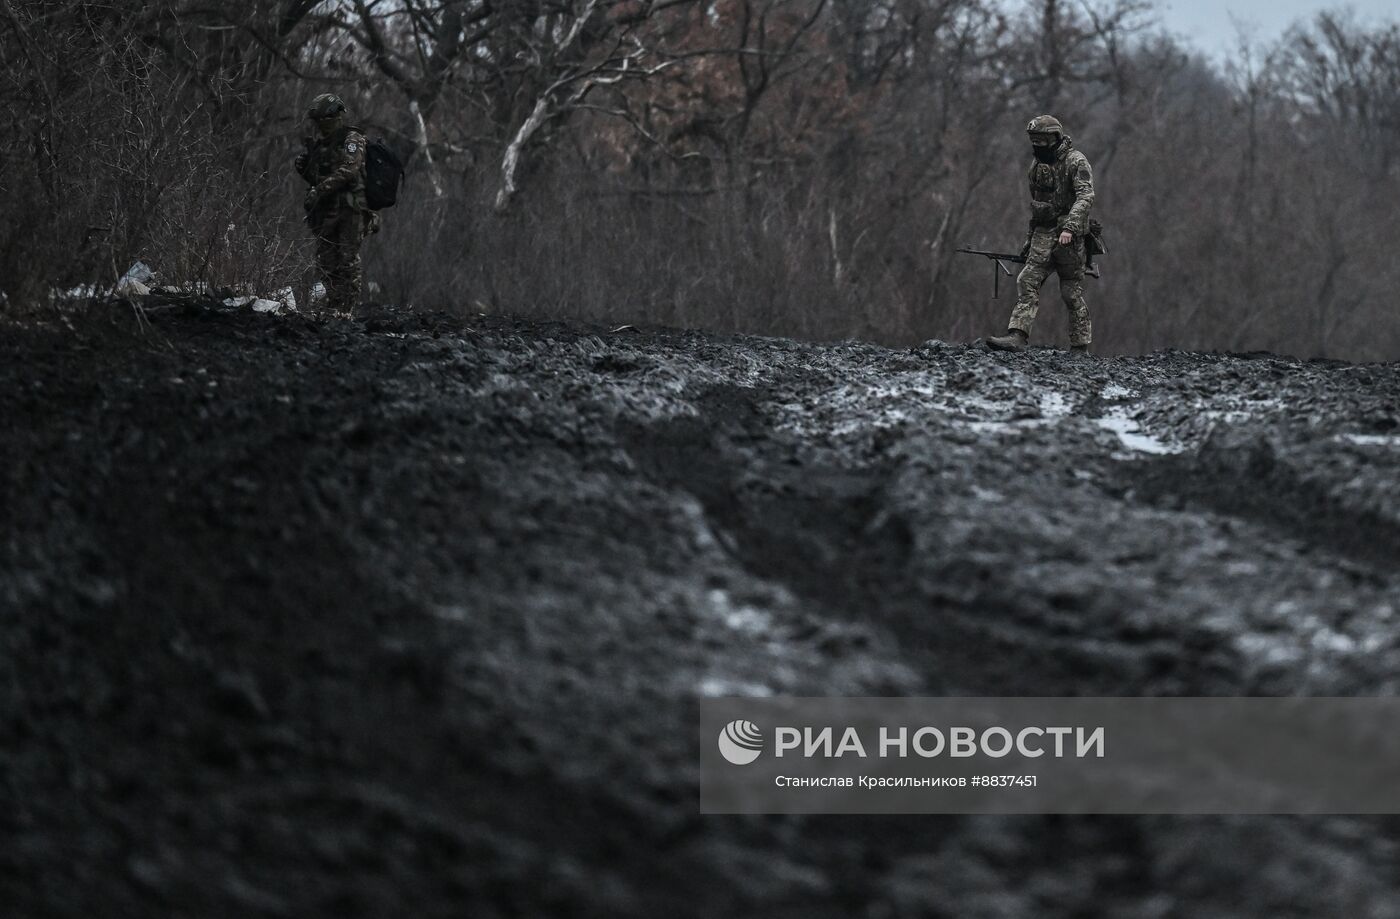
[3,0,1398,359]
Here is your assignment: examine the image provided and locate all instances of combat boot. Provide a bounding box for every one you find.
[1069,343,1091,357]
[985,328,1028,352]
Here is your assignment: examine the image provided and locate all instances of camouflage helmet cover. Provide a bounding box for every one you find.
[1026,114,1064,137]
[308,93,347,120]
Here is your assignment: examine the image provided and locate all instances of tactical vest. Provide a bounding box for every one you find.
[1027,140,1083,228]
[307,125,368,214]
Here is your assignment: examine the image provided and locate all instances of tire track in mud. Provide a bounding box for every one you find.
[620,382,1246,697]
[1126,425,1400,575]
[620,382,914,617]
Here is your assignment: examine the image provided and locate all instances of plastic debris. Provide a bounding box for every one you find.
[120,261,156,286]
[116,278,150,298]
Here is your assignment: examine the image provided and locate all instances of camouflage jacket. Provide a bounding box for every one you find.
[298,125,368,217]
[1026,136,1094,237]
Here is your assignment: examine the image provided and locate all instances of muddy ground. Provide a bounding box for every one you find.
[3,303,1400,917]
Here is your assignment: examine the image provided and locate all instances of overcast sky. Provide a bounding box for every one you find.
[1153,0,1398,58]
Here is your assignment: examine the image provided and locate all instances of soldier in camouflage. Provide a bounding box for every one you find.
[294,93,377,317]
[986,115,1095,354]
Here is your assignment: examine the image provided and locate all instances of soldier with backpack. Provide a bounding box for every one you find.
[295,93,381,318]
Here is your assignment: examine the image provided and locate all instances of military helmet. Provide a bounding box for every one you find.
[308,93,347,121]
[1026,114,1064,145]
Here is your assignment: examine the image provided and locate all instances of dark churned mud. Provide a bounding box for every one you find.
[3,305,1400,917]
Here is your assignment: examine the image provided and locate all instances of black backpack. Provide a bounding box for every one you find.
[364,139,405,210]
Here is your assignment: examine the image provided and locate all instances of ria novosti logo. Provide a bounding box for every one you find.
[718,720,764,765]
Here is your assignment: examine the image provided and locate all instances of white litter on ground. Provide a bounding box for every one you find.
[120,261,155,285]
[53,284,99,300]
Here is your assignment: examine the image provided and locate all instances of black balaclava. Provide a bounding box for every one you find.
[1031,137,1060,164]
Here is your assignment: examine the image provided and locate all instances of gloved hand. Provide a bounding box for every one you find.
[303,187,319,212]
[294,152,308,174]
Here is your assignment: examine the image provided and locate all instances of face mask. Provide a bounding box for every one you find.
[1032,142,1058,164]
[314,116,341,139]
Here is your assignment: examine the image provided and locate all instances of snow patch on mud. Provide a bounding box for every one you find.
[697,677,774,698]
[1039,390,1073,418]
[1094,409,1184,455]
[710,589,774,635]
[952,387,1078,437]
[1338,433,1400,448]
[774,371,943,437]
[1100,383,1137,400]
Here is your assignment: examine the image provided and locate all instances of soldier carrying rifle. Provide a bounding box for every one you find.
[981,115,1099,354]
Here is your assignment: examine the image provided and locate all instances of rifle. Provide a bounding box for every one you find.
[956,248,1025,299]
[300,136,317,226]
[957,245,1100,299]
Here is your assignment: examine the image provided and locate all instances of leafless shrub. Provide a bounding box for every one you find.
[3,0,1399,358]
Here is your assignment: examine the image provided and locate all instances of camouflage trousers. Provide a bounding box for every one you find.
[312,208,366,313]
[1008,227,1092,346]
